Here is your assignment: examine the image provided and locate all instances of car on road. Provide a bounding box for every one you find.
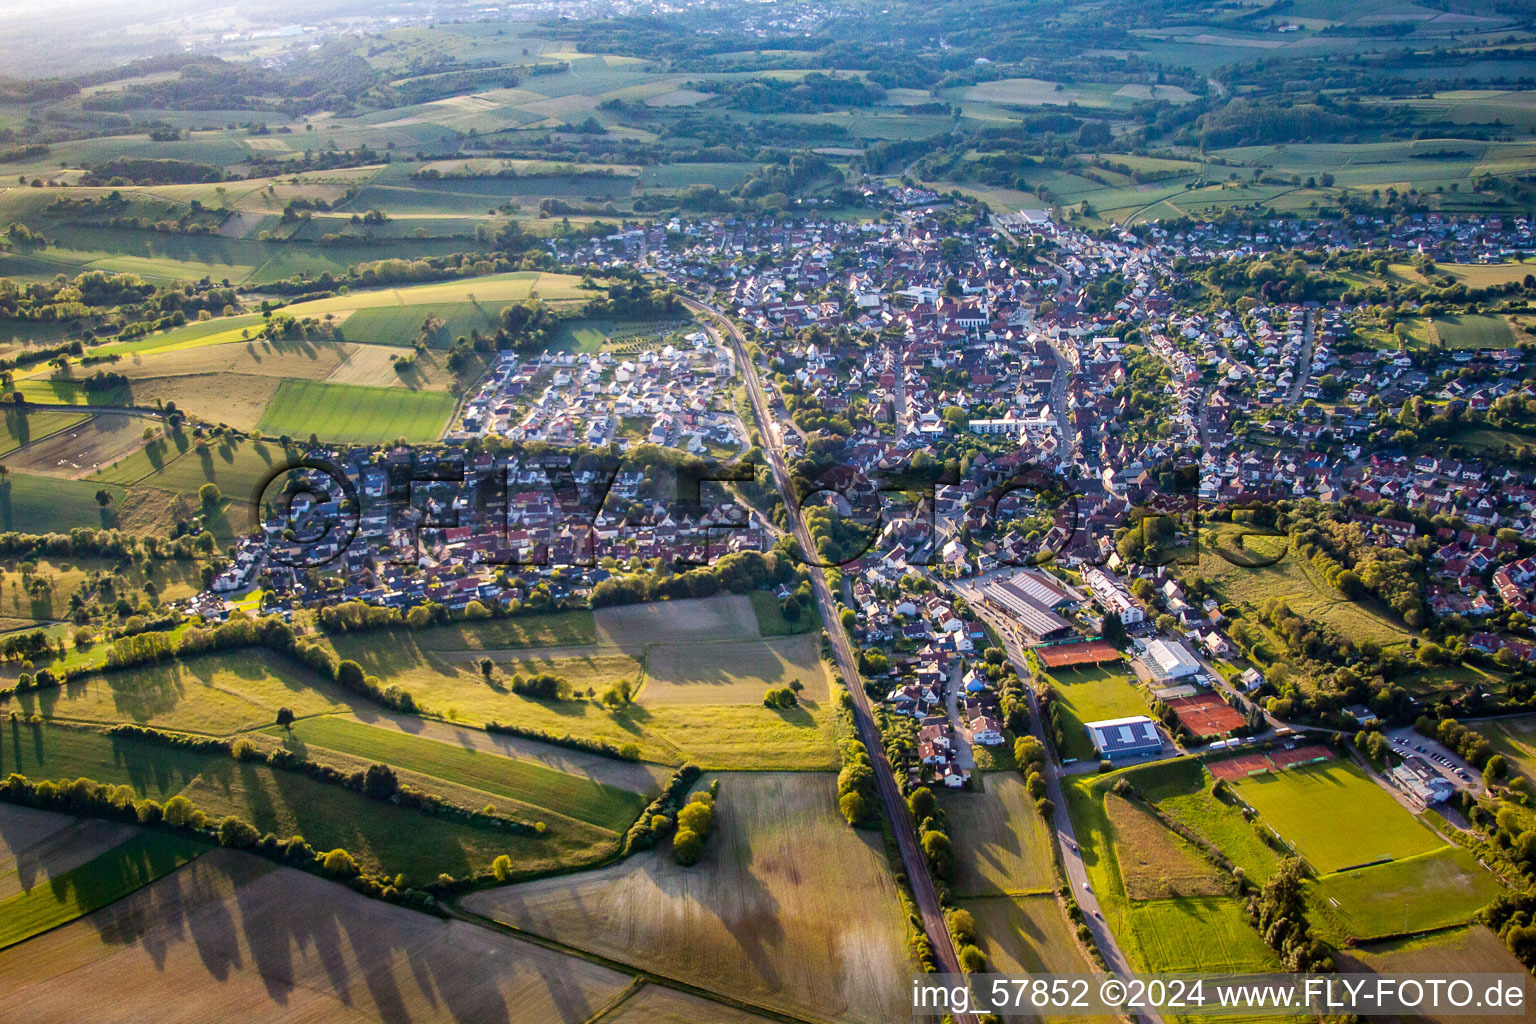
[1082,882,1091,893]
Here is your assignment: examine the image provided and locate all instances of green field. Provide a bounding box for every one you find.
[272,714,648,831]
[1126,896,1279,973]
[0,721,218,798]
[1198,524,1413,652]
[0,474,121,533]
[1044,665,1151,762]
[749,590,818,637]
[1231,761,1443,873]
[1428,312,1516,349]
[0,831,204,950]
[256,380,456,443]
[340,301,503,348]
[1310,847,1503,941]
[0,720,609,881]
[12,651,374,736]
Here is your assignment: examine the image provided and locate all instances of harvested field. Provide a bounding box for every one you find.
[0,805,137,902]
[0,850,638,1024]
[0,409,89,456]
[594,593,760,647]
[1104,792,1226,900]
[114,339,355,381]
[119,372,282,431]
[942,772,1058,897]
[600,985,781,1024]
[465,772,914,1024]
[959,895,1116,1024]
[1335,925,1526,1024]
[639,634,831,705]
[5,413,154,479]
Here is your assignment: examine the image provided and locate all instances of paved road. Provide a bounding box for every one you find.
[956,591,1164,1024]
[1284,309,1314,406]
[683,296,979,1020]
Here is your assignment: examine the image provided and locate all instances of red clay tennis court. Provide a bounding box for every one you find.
[1166,692,1247,736]
[1036,641,1123,669]
[1208,745,1334,780]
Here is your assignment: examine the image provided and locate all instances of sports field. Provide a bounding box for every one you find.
[256,379,456,443]
[465,772,916,1024]
[1044,665,1150,762]
[1231,761,1443,873]
[1310,847,1502,941]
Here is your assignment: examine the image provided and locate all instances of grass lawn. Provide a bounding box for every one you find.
[11,650,371,735]
[271,714,647,831]
[465,771,916,1024]
[1128,758,1281,882]
[0,474,120,533]
[749,589,818,636]
[960,894,1115,1023]
[0,720,214,799]
[1309,847,1503,942]
[1473,713,1536,781]
[1045,665,1150,762]
[942,772,1058,898]
[0,831,204,950]
[1427,312,1515,349]
[1231,761,1443,873]
[256,379,456,443]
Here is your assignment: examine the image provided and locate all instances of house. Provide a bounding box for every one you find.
[970,714,1004,746]
[1086,716,1163,760]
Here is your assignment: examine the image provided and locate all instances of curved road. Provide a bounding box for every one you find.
[683,296,978,1020]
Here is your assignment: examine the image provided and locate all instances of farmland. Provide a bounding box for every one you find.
[0,850,644,1024]
[1426,312,1516,349]
[1335,925,1529,1024]
[1230,761,1444,873]
[638,633,831,705]
[271,714,650,832]
[1126,896,1279,974]
[464,772,916,1024]
[256,380,457,443]
[0,826,203,950]
[942,772,1058,897]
